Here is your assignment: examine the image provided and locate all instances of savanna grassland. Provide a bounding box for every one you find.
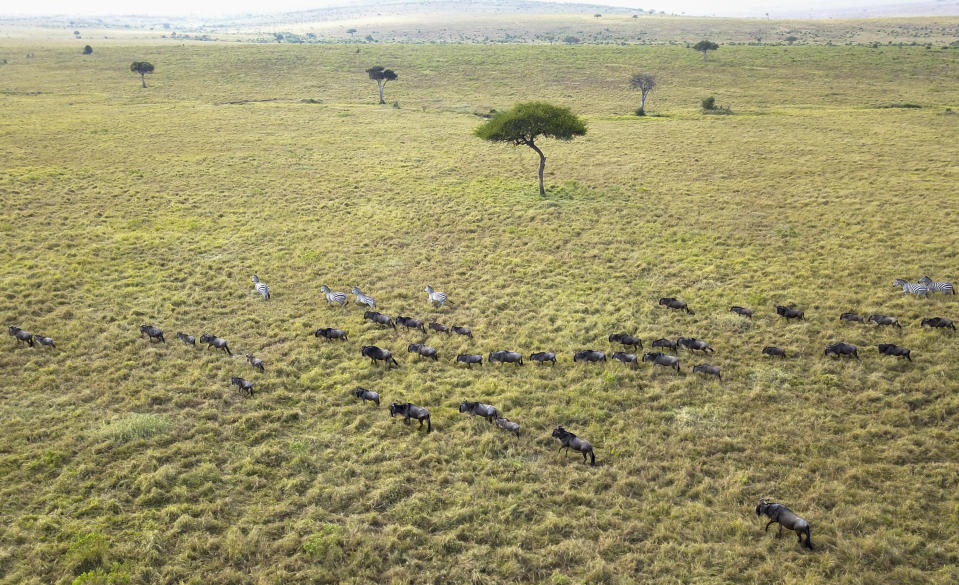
[1,35,959,585]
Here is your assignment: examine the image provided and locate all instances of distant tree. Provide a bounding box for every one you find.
[365,34,375,42]
[347,28,357,37]
[82,45,93,54]
[130,61,154,88]
[785,35,798,45]
[693,40,719,61]
[563,36,581,44]
[594,13,602,17]
[630,72,657,115]
[366,66,397,104]
[474,101,587,196]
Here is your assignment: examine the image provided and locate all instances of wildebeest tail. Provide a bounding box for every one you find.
[804,526,813,550]
[588,449,595,466]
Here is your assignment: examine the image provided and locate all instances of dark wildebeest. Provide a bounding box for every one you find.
[176,332,196,345]
[678,337,714,353]
[408,343,438,361]
[693,364,721,380]
[452,325,473,338]
[389,402,431,432]
[230,376,254,396]
[139,324,165,343]
[824,342,859,359]
[609,333,643,350]
[9,326,34,347]
[456,354,483,368]
[878,344,912,361]
[756,498,813,550]
[429,321,451,335]
[396,315,427,333]
[868,314,901,329]
[354,387,380,406]
[199,333,231,355]
[762,346,786,359]
[33,334,55,348]
[552,426,595,466]
[458,400,499,423]
[573,350,606,363]
[642,351,681,373]
[651,338,678,352]
[529,351,556,365]
[489,350,523,365]
[730,306,753,318]
[314,327,349,341]
[840,312,864,323]
[246,354,265,371]
[611,352,638,368]
[364,311,395,329]
[921,317,956,330]
[495,417,520,437]
[775,305,805,321]
[659,297,693,314]
[361,345,399,368]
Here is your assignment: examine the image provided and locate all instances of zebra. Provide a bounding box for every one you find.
[320,285,347,306]
[918,276,955,295]
[893,279,928,298]
[251,274,270,300]
[351,286,375,309]
[425,285,448,307]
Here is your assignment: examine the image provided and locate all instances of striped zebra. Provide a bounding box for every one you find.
[425,285,448,307]
[893,278,928,298]
[251,274,270,300]
[351,286,375,309]
[918,275,955,295]
[321,285,347,306]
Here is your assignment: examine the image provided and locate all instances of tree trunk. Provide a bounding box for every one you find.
[641,92,648,109]
[377,81,385,104]
[703,50,707,61]
[527,141,546,196]
[140,73,146,88]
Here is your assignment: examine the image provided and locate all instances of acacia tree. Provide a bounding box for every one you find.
[692,40,719,61]
[130,61,154,88]
[474,101,587,196]
[366,66,397,104]
[630,73,657,115]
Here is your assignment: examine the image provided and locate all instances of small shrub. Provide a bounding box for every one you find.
[72,563,131,585]
[392,100,400,109]
[634,107,645,116]
[701,96,715,110]
[302,524,344,561]
[82,45,93,55]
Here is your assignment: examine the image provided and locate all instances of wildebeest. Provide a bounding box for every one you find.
[9,326,34,347]
[408,343,438,361]
[878,343,912,361]
[455,354,483,368]
[573,349,606,363]
[840,312,864,323]
[529,351,556,365]
[641,351,681,372]
[762,346,786,358]
[354,387,380,406]
[361,345,398,368]
[755,498,813,550]
[611,352,638,368]
[552,426,595,466]
[459,400,499,423]
[651,338,678,352]
[824,342,859,359]
[199,333,231,355]
[868,314,901,329]
[33,334,55,348]
[452,325,473,338]
[363,311,395,329]
[730,306,753,318]
[659,297,693,314]
[775,305,805,320]
[489,350,523,365]
[246,354,265,371]
[389,402,431,432]
[139,324,165,343]
[230,376,254,396]
[609,333,642,350]
[396,315,427,333]
[429,321,451,335]
[678,337,714,353]
[494,417,520,437]
[176,332,196,345]
[693,364,721,380]
[314,327,349,341]
[921,317,956,330]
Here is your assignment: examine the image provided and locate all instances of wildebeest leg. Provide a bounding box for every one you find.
[765,520,777,532]
[777,524,784,538]
[404,415,411,425]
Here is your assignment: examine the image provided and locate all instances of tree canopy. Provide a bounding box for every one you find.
[130,61,154,88]
[366,66,397,104]
[692,40,719,60]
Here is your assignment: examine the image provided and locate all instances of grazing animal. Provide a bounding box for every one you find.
[918,275,955,295]
[878,344,912,361]
[33,335,56,348]
[230,376,254,396]
[609,333,643,350]
[199,333,231,355]
[824,342,859,359]
[489,350,524,365]
[494,417,520,437]
[425,285,448,307]
[868,314,901,329]
[552,426,595,466]
[251,274,270,300]
[429,321,451,335]
[642,351,681,372]
[176,332,196,345]
[361,345,399,368]
[529,351,557,365]
[354,387,380,406]
[651,338,678,352]
[314,327,348,341]
[351,286,376,309]
[893,279,929,298]
[730,306,753,318]
[389,402,431,432]
[459,400,499,423]
[762,346,786,359]
[693,364,721,379]
[755,498,813,550]
[840,312,864,323]
[678,337,714,353]
[320,285,348,306]
[611,352,638,367]
[775,305,805,320]
[452,325,473,338]
[9,326,35,347]
[659,297,692,314]
[456,354,483,368]
[573,349,606,363]
[139,324,165,343]
[363,310,395,329]
[245,354,265,371]
[921,317,956,330]
[396,315,427,333]
[408,343,438,360]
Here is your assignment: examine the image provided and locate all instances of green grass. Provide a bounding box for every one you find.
[1,38,958,585]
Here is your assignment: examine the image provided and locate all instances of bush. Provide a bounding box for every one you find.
[82,45,93,55]
[634,107,645,116]
[701,96,716,110]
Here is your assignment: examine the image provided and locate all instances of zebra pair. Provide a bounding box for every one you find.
[320,285,375,308]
